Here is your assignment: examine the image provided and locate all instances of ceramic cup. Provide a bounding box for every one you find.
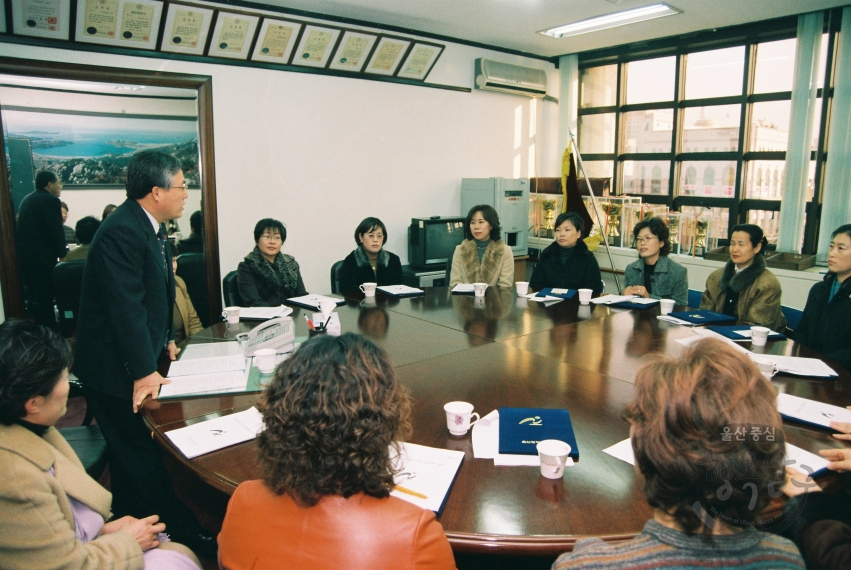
[660,299,675,315]
[254,348,277,373]
[750,354,778,378]
[473,283,487,297]
[444,401,480,435]
[751,326,770,347]
[578,288,593,305]
[537,439,572,479]
[222,306,240,324]
[516,281,530,296]
[360,282,377,297]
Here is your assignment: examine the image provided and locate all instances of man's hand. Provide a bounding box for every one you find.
[820,447,851,472]
[829,406,851,440]
[132,372,171,413]
[167,341,180,361]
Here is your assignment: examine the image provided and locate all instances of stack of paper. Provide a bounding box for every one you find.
[159,354,249,398]
[179,342,243,360]
[590,295,637,305]
[390,442,464,514]
[777,393,851,427]
[238,306,293,320]
[765,355,837,377]
[166,407,264,459]
[451,284,479,294]
[286,294,346,311]
[377,285,425,297]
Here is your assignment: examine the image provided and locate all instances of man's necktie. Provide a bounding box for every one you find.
[157,223,169,276]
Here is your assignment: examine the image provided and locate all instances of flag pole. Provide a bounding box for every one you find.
[567,126,621,292]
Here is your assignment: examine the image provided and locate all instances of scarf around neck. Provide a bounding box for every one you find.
[719,253,767,294]
[243,246,299,292]
[354,245,389,269]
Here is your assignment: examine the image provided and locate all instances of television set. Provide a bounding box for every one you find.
[408,216,466,268]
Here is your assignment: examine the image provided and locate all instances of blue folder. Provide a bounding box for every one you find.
[610,300,660,310]
[535,288,577,300]
[498,407,579,459]
[707,325,787,341]
[667,309,736,325]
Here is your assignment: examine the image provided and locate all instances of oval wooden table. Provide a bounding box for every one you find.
[144,287,851,556]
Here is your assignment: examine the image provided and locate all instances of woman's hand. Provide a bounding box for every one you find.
[622,286,649,298]
[820,448,851,472]
[829,406,851,440]
[782,466,821,496]
[102,515,165,551]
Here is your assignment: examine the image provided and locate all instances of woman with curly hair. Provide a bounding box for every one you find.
[552,338,804,569]
[217,333,456,570]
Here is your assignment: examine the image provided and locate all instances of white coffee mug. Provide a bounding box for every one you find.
[537,439,572,479]
[750,354,779,378]
[254,348,277,374]
[443,401,480,435]
[751,326,770,347]
[516,281,530,296]
[360,282,377,297]
[473,283,487,297]
[222,306,240,324]
[578,288,593,305]
[660,299,675,315]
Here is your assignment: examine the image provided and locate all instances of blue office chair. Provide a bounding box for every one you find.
[330,260,345,294]
[688,289,703,308]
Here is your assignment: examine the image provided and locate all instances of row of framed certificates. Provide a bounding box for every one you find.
[5,0,445,80]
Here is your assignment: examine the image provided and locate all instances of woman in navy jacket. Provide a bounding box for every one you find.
[529,212,602,295]
[338,217,403,294]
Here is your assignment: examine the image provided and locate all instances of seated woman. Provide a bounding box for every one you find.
[621,217,688,306]
[792,224,851,372]
[529,212,602,294]
[338,217,403,293]
[0,319,201,570]
[237,218,307,306]
[173,255,203,344]
[218,333,456,570]
[553,338,804,569]
[449,204,514,287]
[700,223,786,331]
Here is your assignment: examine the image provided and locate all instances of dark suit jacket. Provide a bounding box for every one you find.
[15,188,67,280]
[529,239,603,295]
[338,249,403,293]
[73,199,175,400]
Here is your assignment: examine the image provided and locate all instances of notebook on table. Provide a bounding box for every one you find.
[285,294,346,311]
[535,288,576,300]
[610,298,660,310]
[377,285,426,297]
[498,407,579,459]
[665,310,736,326]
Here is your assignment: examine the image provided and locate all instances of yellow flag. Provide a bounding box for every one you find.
[560,142,573,213]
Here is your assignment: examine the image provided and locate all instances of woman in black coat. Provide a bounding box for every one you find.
[338,217,403,294]
[529,212,603,295]
[237,218,307,306]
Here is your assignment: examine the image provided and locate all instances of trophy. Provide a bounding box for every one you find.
[693,219,708,256]
[667,214,680,249]
[605,203,621,246]
[542,199,557,238]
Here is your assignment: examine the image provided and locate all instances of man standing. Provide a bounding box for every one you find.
[16,170,67,328]
[74,150,216,558]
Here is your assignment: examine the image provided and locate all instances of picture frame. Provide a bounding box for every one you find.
[363,35,411,76]
[11,0,72,40]
[395,41,444,81]
[327,29,378,73]
[206,11,259,60]
[159,3,213,55]
[290,24,342,69]
[75,0,163,50]
[250,17,302,64]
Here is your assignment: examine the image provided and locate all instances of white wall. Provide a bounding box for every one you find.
[0,41,559,299]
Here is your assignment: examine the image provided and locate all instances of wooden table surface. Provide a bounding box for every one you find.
[145,286,851,555]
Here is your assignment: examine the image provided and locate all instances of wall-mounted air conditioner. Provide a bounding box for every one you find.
[474,58,547,98]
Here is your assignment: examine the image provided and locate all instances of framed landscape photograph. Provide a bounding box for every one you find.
[75,0,163,50]
[364,36,411,76]
[250,17,302,64]
[12,0,72,40]
[395,41,444,81]
[291,24,342,68]
[160,3,213,55]
[328,30,377,73]
[207,11,259,60]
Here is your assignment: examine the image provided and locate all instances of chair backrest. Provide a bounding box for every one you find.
[444,248,455,284]
[782,305,803,331]
[53,260,87,337]
[176,253,210,328]
[223,270,242,307]
[687,289,703,309]
[330,260,345,294]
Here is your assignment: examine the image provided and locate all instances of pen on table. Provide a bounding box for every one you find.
[393,485,428,499]
[304,315,315,331]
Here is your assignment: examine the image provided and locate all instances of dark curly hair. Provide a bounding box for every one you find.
[257,333,412,507]
[622,338,785,536]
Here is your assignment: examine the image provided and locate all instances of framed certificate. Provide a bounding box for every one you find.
[250,17,301,64]
[395,41,444,81]
[75,0,162,50]
[207,12,259,60]
[328,30,377,73]
[291,24,341,68]
[12,0,71,40]
[160,3,213,55]
[364,36,411,76]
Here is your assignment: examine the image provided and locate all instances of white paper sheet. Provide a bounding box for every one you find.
[238,306,292,320]
[168,354,247,377]
[764,355,837,377]
[179,342,243,360]
[165,407,264,459]
[658,315,697,326]
[626,297,660,305]
[777,393,851,428]
[591,294,637,305]
[526,295,563,304]
[158,369,249,398]
[389,442,464,512]
[286,294,345,310]
[451,284,477,293]
[377,285,424,296]
[603,438,635,465]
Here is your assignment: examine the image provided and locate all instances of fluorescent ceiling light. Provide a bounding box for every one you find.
[539,3,681,39]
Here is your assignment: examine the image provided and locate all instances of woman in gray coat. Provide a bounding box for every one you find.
[621,217,688,306]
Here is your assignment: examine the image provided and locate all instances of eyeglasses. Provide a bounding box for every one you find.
[634,236,658,244]
[260,234,282,242]
[168,184,188,191]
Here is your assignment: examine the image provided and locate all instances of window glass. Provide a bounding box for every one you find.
[744,160,816,200]
[622,110,673,153]
[684,46,745,100]
[746,210,780,244]
[578,161,614,180]
[754,39,796,94]
[625,56,675,104]
[622,160,670,195]
[750,101,790,152]
[679,160,737,197]
[580,65,617,108]
[682,105,741,152]
[578,113,616,154]
[819,33,829,89]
